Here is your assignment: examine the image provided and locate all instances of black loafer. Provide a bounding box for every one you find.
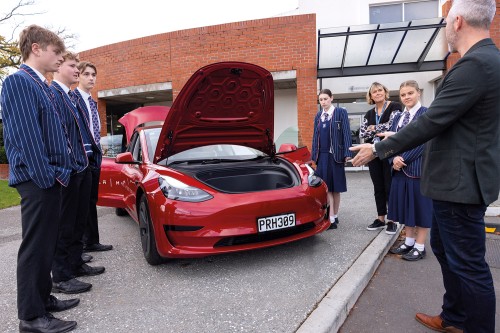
[19,313,77,333]
[75,263,105,277]
[402,248,426,261]
[52,278,92,294]
[390,242,414,255]
[45,295,80,312]
[81,253,93,263]
[83,243,113,252]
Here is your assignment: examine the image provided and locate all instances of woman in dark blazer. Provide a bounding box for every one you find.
[311,89,352,229]
[387,80,432,261]
[360,82,402,235]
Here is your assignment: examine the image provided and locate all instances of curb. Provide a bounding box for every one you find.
[486,206,500,217]
[296,225,401,333]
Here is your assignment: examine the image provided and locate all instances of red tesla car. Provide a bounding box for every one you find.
[98,62,329,265]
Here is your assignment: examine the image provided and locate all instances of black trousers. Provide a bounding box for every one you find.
[16,181,61,320]
[52,168,91,282]
[368,157,392,216]
[83,166,100,245]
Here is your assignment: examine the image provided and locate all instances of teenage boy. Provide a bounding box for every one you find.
[1,25,77,333]
[75,61,113,252]
[50,52,105,295]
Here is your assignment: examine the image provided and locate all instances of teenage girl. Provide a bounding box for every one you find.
[311,89,352,229]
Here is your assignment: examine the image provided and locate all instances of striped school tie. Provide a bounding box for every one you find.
[88,96,101,145]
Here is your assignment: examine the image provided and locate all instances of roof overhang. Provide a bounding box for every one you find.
[317,18,449,78]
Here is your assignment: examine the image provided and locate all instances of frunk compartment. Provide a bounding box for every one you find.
[196,165,297,193]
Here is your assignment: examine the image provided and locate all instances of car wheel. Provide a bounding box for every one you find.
[138,195,163,265]
[115,208,128,216]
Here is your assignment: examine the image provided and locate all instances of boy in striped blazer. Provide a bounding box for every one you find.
[50,52,105,296]
[1,25,78,333]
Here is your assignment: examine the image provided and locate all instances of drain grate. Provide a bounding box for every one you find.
[486,238,500,269]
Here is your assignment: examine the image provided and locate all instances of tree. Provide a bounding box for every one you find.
[0,0,39,79]
[0,0,77,81]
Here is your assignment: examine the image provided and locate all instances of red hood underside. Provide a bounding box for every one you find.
[153,62,275,163]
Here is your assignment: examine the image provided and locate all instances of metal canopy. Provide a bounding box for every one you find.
[317,18,449,78]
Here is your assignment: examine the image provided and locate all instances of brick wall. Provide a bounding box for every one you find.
[443,0,500,68]
[79,14,318,148]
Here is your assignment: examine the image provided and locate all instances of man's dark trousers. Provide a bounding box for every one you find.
[52,168,92,282]
[83,166,100,245]
[431,200,495,333]
[16,181,61,320]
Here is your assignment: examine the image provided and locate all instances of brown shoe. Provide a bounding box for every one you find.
[415,313,463,333]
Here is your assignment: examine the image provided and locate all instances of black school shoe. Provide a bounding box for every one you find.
[45,295,80,312]
[389,242,414,255]
[402,248,426,261]
[385,221,397,235]
[367,219,386,230]
[19,313,76,333]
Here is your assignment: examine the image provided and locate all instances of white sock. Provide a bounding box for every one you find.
[414,243,425,251]
[405,237,415,247]
[333,214,338,219]
[330,216,335,223]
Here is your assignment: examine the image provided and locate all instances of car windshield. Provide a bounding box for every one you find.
[143,127,267,165]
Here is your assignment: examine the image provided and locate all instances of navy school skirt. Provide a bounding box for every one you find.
[315,152,347,193]
[387,171,432,228]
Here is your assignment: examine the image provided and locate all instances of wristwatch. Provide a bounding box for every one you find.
[371,144,378,157]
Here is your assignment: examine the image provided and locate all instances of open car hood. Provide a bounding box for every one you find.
[119,106,171,144]
[153,62,274,163]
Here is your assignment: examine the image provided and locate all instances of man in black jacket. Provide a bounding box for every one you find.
[350,0,499,332]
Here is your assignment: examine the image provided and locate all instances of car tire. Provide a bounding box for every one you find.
[138,195,163,265]
[115,208,128,216]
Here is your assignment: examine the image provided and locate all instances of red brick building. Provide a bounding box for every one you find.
[79,14,318,149]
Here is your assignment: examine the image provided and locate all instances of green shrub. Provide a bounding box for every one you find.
[0,122,6,164]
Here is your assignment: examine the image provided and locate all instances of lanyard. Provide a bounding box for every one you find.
[375,101,388,125]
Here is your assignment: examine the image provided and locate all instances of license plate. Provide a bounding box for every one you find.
[257,213,296,232]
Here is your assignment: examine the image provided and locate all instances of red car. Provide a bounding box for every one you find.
[98,62,329,265]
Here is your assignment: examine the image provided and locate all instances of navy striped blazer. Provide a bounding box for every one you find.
[50,81,98,172]
[389,106,428,178]
[72,88,102,166]
[311,107,353,163]
[1,64,71,188]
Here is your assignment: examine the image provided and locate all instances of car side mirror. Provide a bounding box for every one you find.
[115,152,140,164]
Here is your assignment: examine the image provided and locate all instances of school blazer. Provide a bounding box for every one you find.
[73,88,102,167]
[376,39,500,205]
[0,64,71,188]
[388,107,427,178]
[311,106,353,163]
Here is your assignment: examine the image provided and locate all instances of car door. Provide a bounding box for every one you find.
[121,132,146,221]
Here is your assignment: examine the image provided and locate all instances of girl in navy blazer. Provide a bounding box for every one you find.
[386,80,432,261]
[311,89,353,229]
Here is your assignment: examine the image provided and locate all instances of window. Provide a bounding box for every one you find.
[369,0,438,24]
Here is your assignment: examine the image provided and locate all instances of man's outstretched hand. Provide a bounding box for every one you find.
[349,144,376,166]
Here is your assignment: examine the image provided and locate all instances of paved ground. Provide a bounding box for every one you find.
[0,172,383,333]
[340,223,500,332]
[1,171,498,332]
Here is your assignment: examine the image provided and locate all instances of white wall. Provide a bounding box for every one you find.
[274,88,298,145]
[322,70,440,110]
[295,0,444,30]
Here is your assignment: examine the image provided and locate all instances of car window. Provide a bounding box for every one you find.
[101,134,124,157]
[127,133,142,162]
[164,144,265,164]
[143,128,162,162]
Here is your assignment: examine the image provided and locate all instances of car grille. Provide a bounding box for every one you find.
[213,222,315,248]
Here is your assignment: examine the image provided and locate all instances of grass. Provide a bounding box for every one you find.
[0,180,20,209]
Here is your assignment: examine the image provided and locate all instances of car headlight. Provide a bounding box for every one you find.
[158,176,213,202]
[305,164,322,187]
